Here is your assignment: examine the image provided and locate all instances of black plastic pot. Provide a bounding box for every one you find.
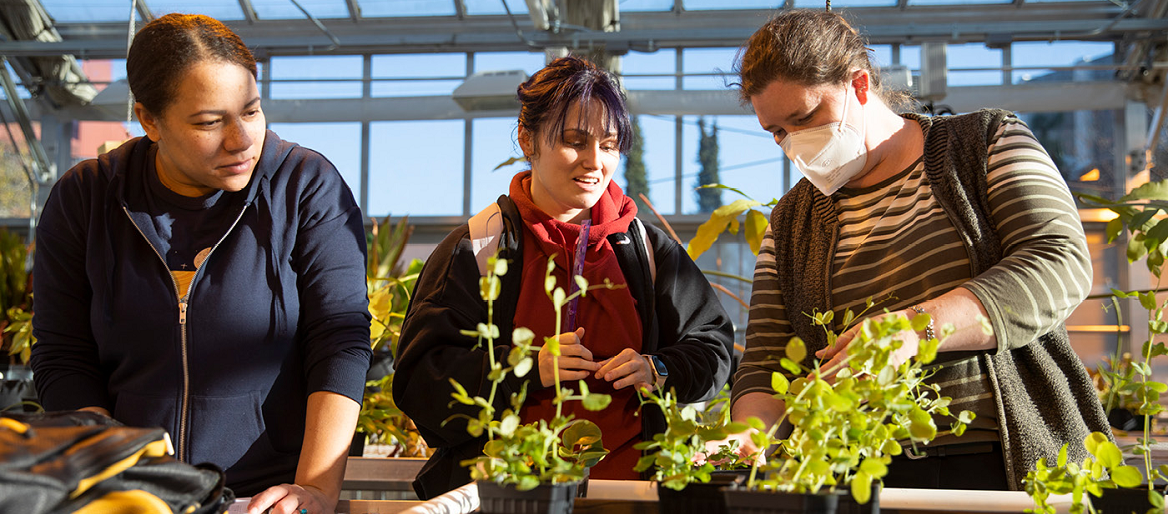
[477,480,579,514]
[658,471,746,514]
[0,364,34,412]
[1091,487,1165,513]
[1107,408,1147,432]
[836,483,880,514]
[723,487,840,514]
[349,432,365,457]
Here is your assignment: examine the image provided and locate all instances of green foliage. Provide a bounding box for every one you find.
[687,185,779,260]
[356,374,430,456]
[624,116,650,213]
[695,118,722,214]
[633,387,751,491]
[0,147,33,218]
[1023,432,1161,514]
[450,254,619,490]
[1043,180,1168,511]
[0,228,32,363]
[357,217,428,456]
[742,309,974,504]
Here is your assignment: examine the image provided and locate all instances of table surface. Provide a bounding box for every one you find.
[323,480,1080,514]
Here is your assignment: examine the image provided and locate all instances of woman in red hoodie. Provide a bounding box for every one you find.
[394,56,735,498]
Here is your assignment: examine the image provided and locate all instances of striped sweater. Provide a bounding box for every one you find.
[732,110,1109,489]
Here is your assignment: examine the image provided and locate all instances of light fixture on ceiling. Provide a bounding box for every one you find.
[452,69,529,112]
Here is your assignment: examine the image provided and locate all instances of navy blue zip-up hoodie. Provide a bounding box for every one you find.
[30,131,372,496]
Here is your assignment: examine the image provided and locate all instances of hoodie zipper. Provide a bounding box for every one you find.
[122,201,250,462]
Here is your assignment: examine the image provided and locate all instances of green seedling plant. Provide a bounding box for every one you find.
[633,387,751,491]
[1023,432,1158,514]
[743,305,977,505]
[1030,179,1168,511]
[447,255,616,490]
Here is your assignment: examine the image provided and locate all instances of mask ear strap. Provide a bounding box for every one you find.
[837,86,851,134]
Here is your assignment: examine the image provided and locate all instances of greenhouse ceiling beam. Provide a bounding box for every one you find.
[5,3,1154,58]
[7,18,1165,59]
[20,80,1131,123]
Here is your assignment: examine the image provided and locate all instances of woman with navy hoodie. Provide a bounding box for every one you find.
[29,14,371,514]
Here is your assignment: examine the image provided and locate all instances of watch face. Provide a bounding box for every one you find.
[651,355,668,376]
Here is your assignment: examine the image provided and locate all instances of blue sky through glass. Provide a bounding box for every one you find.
[79,36,1118,222]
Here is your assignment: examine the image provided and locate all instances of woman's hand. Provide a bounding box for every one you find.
[816,309,921,378]
[247,482,332,514]
[539,327,598,388]
[594,348,654,392]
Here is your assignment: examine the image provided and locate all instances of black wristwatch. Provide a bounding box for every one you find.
[646,354,669,390]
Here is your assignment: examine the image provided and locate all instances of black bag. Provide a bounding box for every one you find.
[0,411,233,514]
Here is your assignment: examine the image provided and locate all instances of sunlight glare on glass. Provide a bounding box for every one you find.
[370,120,465,216]
[793,0,896,6]
[270,56,363,99]
[464,0,529,15]
[359,0,456,18]
[682,48,738,90]
[372,54,466,97]
[621,50,677,90]
[40,0,138,22]
[1011,41,1115,84]
[619,0,674,11]
[147,0,245,20]
[252,0,350,20]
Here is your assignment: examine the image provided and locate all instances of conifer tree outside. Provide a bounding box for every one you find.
[696,117,722,213]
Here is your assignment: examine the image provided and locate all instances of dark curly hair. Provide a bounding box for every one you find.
[127,13,257,115]
[516,56,632,157]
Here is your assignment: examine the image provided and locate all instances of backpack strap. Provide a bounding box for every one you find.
[632,217,656,285]
[468,201,505,276]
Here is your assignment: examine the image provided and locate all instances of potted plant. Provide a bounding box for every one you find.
[726,306,977,514]
[354,216,429,457]
[1022,180,1168,513]
[0,227,34,412]
[635,387,751,514]
[1089,349,1145,432]
[447,255,615,514]
[1023,431,1157,514]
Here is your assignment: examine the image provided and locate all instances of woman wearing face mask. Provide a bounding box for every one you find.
[726,10,1108,490]
[393,56,735,499]
[31,14,371,514]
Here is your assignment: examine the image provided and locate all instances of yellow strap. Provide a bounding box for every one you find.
[0,418,29,434]
[72,438,167,499]
[73,489,173,514]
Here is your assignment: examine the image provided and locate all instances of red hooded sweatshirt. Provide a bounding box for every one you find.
[510,170,644,480]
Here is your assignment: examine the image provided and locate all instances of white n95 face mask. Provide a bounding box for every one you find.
[778,88,868,196]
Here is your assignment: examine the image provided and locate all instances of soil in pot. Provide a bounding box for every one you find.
[658,472,745,514]
[477,480,579,514]
[723,487,840,514]
[1091,487,1165,514]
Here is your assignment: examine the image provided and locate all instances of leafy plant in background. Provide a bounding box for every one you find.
[741,306,976,505]
[0,228,33,364]
[1027,179,1168,511]
[686,185,778,261]
[357,216,429,456]
[1023,432,1154,514]
[634,387,750,491]
[448,255,616,490]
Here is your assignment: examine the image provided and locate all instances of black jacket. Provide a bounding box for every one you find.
[393,196,735,499]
